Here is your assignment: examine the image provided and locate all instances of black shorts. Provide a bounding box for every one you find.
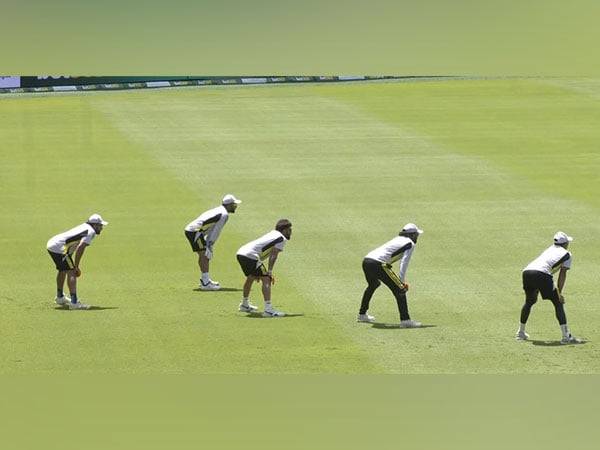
[48,250,74,272]
[184,230,206,252]
[237,255,268,277]
[522,270,556,300]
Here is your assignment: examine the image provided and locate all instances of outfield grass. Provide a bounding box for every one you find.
[1,78,599,373]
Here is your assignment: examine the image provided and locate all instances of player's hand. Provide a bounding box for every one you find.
[204,248,213,260]
[401,282,409,292]
[74,268,81,277]
[268,273,276,285]
[559,293,565,304]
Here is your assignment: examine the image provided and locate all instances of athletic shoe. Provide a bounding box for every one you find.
[239,302,258,313]
[55,296,70,306]
[199,281,220,291]
[399,319,422,328]
[69,301,91,310]
[262,309,286,318]
[560,334,582,345]
[209,279,220,286]
[357,313,376,323]
[515,330,529,341]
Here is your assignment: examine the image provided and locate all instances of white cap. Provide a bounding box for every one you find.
[553,231,573,245]
[402,223,423,234]
[87,213,108,225]
[222,194,242,205]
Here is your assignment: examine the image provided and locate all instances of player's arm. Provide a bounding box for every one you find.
[557,267,568,303]
[398,247,414,290]
[73,241,89,276]
[267,248,281,284]
[205,215,228,250]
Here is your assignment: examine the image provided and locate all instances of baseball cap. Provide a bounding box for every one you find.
[87,213,108,225]
[553,231,573,245]
[402,223,424,234]
[222,194,242,205]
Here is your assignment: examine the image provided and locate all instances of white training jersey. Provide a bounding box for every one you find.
[365,236,415,282]
[524,245,572,275]
[237,230,287,261]
[184,205,229,244]
[47,223,97,254]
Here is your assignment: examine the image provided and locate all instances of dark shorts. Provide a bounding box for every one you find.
[48,250,74,272]
[522,270,556,300]
[184,230,206,252]
[237,255,268,277]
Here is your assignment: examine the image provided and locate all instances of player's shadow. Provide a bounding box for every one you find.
[192,287,243,292]
[244,312,305,319]
[530,339,587,347]
[54,306,119,311]
[371,322,436,330]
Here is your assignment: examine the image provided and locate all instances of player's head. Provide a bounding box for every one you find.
[399,223,423,243]
[553,231,573,249]
[275,219,292,240]
[222,194,242,213]
[87,213,108,235]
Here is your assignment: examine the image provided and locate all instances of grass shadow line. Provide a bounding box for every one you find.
[371,322,437,330]
[192,287,243,292]
[244,312,305,319]
[54,306,119,311]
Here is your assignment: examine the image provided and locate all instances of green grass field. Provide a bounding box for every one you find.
[2,78,599,373]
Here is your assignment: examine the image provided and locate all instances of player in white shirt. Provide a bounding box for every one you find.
[46,214,108,309]
[358,223,423,327]
[236,219,292,317]
[184,194,241,290]
[517,231,581,344]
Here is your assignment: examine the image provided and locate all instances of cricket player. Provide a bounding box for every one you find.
[517,231,581,344]
[184,194,242,290]
[358,223,423,327]
[236,219,292,317]
[46,214,108,310]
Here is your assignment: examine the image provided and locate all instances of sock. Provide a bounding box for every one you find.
[242,297,249,306]
[265,301,272,311]
[201,273,210,284]
[560,324,570,338]
[70,293,78,304]
[57,289,64,298]
[519,323,526,333]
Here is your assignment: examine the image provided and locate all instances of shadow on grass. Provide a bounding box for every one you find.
[244,312,305,319]
[371,322,437,330]
[531,339,587,347]
[54,306,119,311]
[192,287,243,292]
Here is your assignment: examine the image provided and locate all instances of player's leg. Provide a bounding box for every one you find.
[379,264,418,326]
[358,259,380,322]
[48,251,70,305]
[237,255,259,312]
[518,271,540,340]
[260,273,285,317]
[547,288,579,343]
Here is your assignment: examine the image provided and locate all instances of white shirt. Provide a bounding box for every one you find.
[47,223,97,254]
[524,245,572,275]
[237,230,287,261]
[365,236,415,281]
[184,205,229,244]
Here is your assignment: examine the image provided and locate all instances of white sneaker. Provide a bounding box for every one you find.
[209,279,220,286]
[399,319,422,328]
[262,309,286,318]
[200,281,220,291]
[357,313,376,323]
[560,334,582,345]
[516,330,529,341]
[69,301,91,310]
[239,302,258,313]
[55,296,70,306]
